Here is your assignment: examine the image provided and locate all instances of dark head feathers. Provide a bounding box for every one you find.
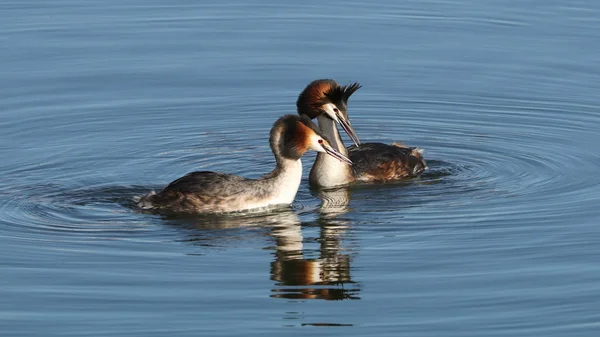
[323,81,362,106]
[296,79,362,118]
[273,114,322,135]
[270,114,331,161]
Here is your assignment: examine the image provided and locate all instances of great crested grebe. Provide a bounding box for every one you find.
[136,114,352,214]
[297,79,426,188]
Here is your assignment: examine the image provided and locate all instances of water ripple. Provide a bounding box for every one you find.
[343,96,600,227]
[0,184,155,242]
[3,94,598,240]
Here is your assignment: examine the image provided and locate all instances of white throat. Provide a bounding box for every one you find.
[309,115,353,188]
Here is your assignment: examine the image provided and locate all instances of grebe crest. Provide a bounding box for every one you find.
[297,79,362,147]
[136,114,351,214]
[297,79,427,188]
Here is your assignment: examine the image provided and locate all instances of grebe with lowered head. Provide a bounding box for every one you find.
[136,114,352,214]
[297,79,426,188]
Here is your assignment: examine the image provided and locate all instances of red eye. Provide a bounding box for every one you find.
[318,139,323,144]
[333,108,339,113]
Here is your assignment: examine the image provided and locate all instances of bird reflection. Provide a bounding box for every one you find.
[270,187,360,300]
[155,188,359,301]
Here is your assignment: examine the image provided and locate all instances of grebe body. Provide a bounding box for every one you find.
[137,115,351,213]
[297,79,426,188]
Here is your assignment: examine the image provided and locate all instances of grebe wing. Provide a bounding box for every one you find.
[348,142,426,180]
[161,171,248,195]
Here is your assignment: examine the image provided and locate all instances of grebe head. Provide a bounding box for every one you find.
[270,115,352,165]
[296,79,362,146]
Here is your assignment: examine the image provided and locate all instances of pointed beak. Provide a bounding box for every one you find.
[336,113,361,147]
[321,142,353,165]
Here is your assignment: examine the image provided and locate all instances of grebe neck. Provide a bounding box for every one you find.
[318,115,347,155]
[309,115,353,188]
[260,157,303,205]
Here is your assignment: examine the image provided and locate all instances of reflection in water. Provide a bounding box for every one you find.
[270,188,360,300]
[155,189,359,301]
[314,187,352,218]
[158,210,293,229]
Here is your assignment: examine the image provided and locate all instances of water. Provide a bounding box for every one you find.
[2,0,600,335]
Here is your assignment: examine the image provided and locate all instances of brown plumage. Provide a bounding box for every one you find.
[297,79,427,188]
[297,79,361,120]
[136,114,352,214]
[348,143,426,182]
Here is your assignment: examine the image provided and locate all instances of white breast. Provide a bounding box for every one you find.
[309,153,352,187]
[234,159,303,212]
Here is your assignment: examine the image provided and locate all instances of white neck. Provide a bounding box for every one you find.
[309,115,353,188]
[221,158,302,213]
[267,158,303,205]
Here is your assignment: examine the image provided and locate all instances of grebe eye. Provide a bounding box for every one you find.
[318,139,323,144]
[333,108,339,113]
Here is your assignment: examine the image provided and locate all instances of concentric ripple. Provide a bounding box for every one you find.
[2,0,600,335]
[343,95,600,227]
[0,183,155,241]
[2,95,599,241]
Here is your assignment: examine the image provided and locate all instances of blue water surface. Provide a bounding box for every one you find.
[2,1,600,336]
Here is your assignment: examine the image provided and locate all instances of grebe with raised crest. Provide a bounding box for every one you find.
[297,79,426,188]
[136,114,352,213]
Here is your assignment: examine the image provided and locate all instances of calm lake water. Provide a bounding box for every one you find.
[2,0,600,336]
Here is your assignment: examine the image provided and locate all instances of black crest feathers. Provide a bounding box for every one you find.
[324,82,362,105]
